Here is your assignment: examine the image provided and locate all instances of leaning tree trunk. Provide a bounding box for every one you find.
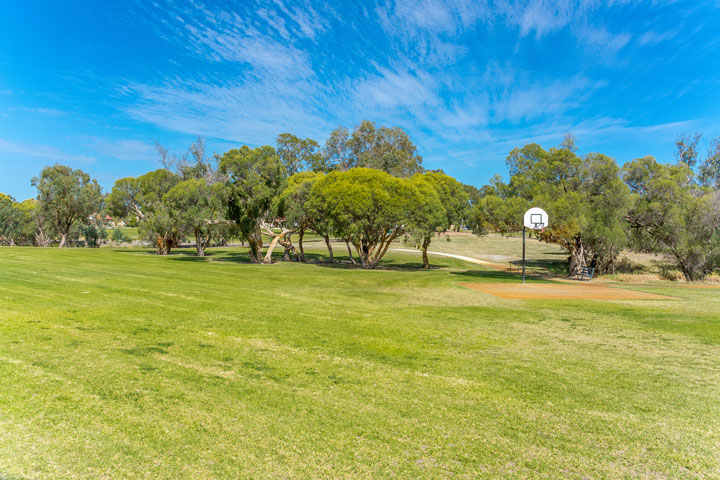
[345,239,356,265]
[262,234,280,263]
[263,230,295,263]
[323,234,333,263]
[58,232,68,248]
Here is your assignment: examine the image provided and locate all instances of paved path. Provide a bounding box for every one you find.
[391,248,508,269]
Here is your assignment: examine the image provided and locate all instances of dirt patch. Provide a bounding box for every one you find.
[461,282,674,300]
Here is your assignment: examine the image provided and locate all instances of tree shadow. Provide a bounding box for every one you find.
[449,269,523,282]
[308,260,428,272]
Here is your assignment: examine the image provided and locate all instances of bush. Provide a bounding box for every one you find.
[111,229,127,244]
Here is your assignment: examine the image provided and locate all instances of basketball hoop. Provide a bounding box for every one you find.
[522,208,550,284]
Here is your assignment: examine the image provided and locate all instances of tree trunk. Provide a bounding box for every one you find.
[263,233,282,263]
[345,239,356,265]
[195,229,205,257]
[324,234,333,262]
[298,228,305,262]
[35,230,50,247]
[58,232,68,248]
[283,233,291,262]
[246,229,263,263]
[567,237,586,277]
[422,236,431,269]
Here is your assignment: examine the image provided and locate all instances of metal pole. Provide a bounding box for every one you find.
[522,226,526,284]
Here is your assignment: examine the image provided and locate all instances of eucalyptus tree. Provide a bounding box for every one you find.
[473,195,528,236]
[0,193,21,246]
[32,165,103,248]
[405,172,471,267]
[698,136,720,189]
[219,145,286,264]
[406,176,446,268]
[323,121,423,177]
[16,199,51,246]
[276,133,322,175]
[503,142,630,275]
[163,178,224,256]
[623,156,720,281]
[107,169,181,254]
[276,171,327,262]
[308,167,420,269]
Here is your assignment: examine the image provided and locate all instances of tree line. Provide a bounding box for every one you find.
[1,122,719,279]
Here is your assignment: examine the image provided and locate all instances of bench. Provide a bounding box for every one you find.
[578,266,595,281]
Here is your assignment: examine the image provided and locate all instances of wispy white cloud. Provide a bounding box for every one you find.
[8,106,65,117]
[637,30,677,46]
[82,138,156,161]
[0,138,95,163]
[354,68,439,110]
[122,78,334,146]
[115,0,718,181]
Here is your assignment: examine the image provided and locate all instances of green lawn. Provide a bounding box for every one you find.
[1,247,719,479]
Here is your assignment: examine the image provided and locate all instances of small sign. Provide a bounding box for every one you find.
[524,207,548,230]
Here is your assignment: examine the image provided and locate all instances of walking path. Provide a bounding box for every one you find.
[391,248,508,270]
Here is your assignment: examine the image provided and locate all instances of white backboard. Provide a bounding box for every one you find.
[524,207,549,230]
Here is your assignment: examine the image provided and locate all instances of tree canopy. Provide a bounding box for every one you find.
[219,145,286,263]
[323,121,423,177]
[308,168,421,268]
[624,156,720,280]
[32,165,103,248]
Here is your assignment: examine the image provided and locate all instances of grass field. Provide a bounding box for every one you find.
[1,247,719,479]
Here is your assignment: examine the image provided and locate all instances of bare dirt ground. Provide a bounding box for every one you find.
[460,282,674,300]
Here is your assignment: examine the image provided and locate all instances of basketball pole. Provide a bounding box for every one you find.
[522,226,526,284]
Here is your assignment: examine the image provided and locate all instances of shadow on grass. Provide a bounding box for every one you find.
[308,259,429,272]
[450,268,555,283]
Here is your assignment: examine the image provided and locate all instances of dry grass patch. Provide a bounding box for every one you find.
[461,282,675,300]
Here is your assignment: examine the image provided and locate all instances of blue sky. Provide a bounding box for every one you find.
[1,0,720,200]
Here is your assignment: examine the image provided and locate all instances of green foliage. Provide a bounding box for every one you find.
[15,198,51,246]
[473,195,529,236]
[109,169,182,254]
[323,121,423,177]
[276,172,324,229]
[219,145,286,263]
[32,164,103,247]
[0,193,22,245]
[623,156,720,280]
[420,171,470,230]
[406,175,446,268]
[108,169,180,220]
[698,136,720,189]
[276,133,323,174]
[163,178,224,256]
[498,142,630,275]
[81,224,107,248]
[111,228,127,243]
[674,132,702,168]
[308,168,421,268]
